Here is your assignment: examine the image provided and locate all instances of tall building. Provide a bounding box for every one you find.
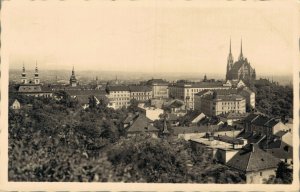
[69,66,78,87]
[194,89,246,116]
[146,79,169,99]
[168,81,230,110]
[33,62,40,84]
[21,64,27,84]
[226,39,256,82]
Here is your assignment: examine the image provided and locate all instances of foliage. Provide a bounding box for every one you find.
[264,162,293,184]
[254,79,293,118]
[9,94,245,183]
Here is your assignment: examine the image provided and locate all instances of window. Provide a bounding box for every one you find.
[260,172,262,176]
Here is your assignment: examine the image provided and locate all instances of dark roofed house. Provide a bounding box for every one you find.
[244,113,289,137]
[259,131,293,165]
[16,84,53,97]
[126,113,159,138]
[226,144,280,184]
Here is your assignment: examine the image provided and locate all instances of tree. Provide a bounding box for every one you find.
[88,95,97,109]
[275,161,293,184]
[128,99,139,113]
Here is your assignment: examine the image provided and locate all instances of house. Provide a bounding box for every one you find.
[259,131,293,165]
[180,111,207,126]
[146,79,169,99]
[138,105,164,121]
[128,85,152,102]
[10,99,21,110]
[243,113,289,136]
[190,135,246,164]
[239,87,255,109]
[126,113,159,138]
[226,144,280,184]
[65,89,108,109]
[106,85,131,109]
[168,81,230,110]
[219,112,248,126]
[163,99,186,116]
[172,125,219,140]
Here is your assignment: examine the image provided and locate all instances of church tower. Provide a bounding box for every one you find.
[21,63,28,84]
[226,38,234,80]
[34,61,40,84]
[238,39,244,61]
[70,66,78,87]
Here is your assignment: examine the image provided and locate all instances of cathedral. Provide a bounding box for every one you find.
[20,62,40,85]
[226,39,256,82]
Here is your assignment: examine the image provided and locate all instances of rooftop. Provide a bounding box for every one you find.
[226,144,280,173]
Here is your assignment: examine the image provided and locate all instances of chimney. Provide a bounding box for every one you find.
[251,144,255,153]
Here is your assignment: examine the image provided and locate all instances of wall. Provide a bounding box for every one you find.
[246,169,276,184]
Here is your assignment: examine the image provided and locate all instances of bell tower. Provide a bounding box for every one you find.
[70,66,78,87]
[34,61,40,84]
[21,63,28,84]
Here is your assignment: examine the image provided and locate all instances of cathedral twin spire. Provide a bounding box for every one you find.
[21,61,40,84]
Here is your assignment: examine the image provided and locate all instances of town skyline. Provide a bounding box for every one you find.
[4,1,297,76]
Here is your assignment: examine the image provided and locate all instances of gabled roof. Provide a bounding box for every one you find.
[107,85,130,92]
[123,113,137,124]
[127,114,159,133]
[129,85,152,92]
[168,100,185,108]
[243,113,260,123]
[267,146,293,160]
[226,144,280,173]
[252,116,279,127]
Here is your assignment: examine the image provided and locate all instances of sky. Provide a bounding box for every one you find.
[2,0,298,76]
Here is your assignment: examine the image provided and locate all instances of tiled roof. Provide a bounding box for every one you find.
[267,146,293,160]
[252,116,279,127]
[215,135,244,145]
[194,90,211,96]
[127,114,159,133]
[172,125,219,135]
[243,113,260,123]
[107,85,130,92]
[238,131,265,144]
[226,144,280,173]
[129,85,152,92]
[214,89,238,95]
[221,112,248,119]
[147,79,168,85]
[123,113,137,124]
[191,82,224,88]
[168,100,184,108]
[18,84,49,93]
[215,94,244,101]
[66,89,107,96]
